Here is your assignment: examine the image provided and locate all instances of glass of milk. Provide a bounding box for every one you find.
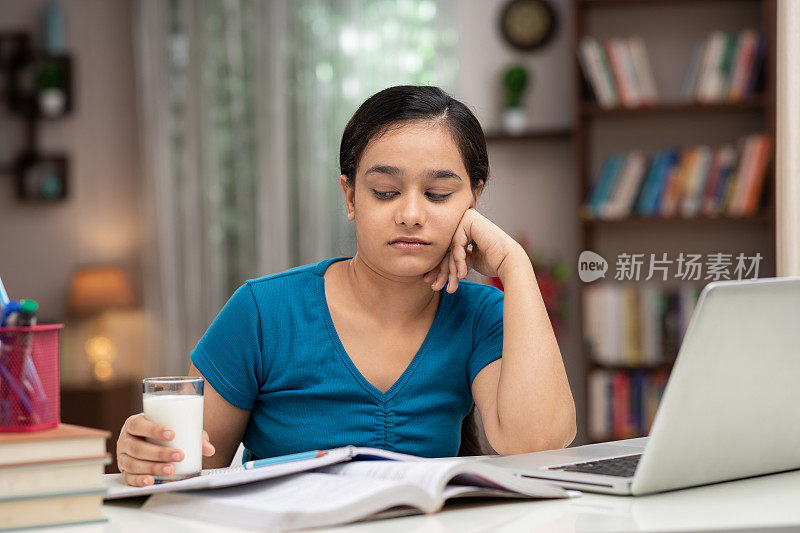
[142,376,204,482]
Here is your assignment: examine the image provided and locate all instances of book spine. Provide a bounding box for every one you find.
[606,38,635,107]
[681,40,705,102]
[743,135,772,215]
[728,30,757,102]
[697,31,726,103]
[628,36,658,104]
[580,37,618,108]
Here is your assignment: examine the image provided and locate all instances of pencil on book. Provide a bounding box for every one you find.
[243,450,326,470]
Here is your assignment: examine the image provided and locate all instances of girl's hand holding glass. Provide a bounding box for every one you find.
[116,412,216,487]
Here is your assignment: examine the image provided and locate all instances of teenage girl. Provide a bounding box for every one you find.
[117,85,576,487]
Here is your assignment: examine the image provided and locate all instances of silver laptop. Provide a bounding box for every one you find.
[481,277,800,496]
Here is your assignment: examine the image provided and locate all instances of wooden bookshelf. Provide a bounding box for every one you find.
[574,0,777,444]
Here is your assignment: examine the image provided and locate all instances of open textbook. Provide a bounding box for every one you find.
[141,455,579,531]
[104,446,417,500]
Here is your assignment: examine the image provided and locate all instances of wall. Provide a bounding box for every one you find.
[456,0,585,444]
[0,0,145,382]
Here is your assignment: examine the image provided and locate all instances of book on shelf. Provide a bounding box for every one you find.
[578,35,657,109]
[581,133,772,220]
[579,30,764,108]
[583,283,701,366]
[589,369,668,442]
[683,29,766,104]
[137,449,577,531]
[0,423,110,530]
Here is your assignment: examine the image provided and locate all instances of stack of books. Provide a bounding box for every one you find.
[582,133,772,220]
[589,369,669,441]
[682,30,766,104]
[583,283,701,366]
[578,35,658,108]
[0,424,110,530]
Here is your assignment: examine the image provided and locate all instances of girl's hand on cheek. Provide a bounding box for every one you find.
[423,209,523,293]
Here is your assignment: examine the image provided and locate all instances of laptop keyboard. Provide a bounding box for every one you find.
[548,454,642,478]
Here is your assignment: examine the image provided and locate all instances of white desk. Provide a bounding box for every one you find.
[89,467,800,532]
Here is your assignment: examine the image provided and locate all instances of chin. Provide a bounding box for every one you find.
[381,252,438,278]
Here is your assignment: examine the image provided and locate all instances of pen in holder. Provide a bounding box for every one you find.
[0,324,63,432]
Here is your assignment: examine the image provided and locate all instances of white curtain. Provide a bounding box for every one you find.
[133,0,457,374]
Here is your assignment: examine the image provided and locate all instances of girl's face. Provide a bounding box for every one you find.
[341,120,481,279]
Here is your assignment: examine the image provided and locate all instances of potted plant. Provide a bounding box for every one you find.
[501,64,530,134]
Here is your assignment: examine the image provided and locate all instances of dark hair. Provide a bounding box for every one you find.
[339,85,489,195]
[340,86,489,456]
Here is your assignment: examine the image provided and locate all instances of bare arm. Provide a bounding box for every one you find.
[188,363,251,469]
[472,248,576,455]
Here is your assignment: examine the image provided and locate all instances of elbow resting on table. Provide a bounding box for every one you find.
[492,413,577,456]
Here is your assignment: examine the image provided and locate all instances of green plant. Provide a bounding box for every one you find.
[503,65,529,108]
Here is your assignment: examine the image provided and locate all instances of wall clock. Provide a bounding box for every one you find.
[499,0,558,52]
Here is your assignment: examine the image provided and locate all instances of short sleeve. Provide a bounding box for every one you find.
[467,287,504,387]
[191,283,263,410]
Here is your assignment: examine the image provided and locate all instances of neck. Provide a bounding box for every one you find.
[343,252,440,326]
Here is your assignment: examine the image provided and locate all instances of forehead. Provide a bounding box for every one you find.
[357,121,467,177]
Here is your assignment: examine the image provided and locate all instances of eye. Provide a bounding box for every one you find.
[371,190,398,199]
[425,192,453,202]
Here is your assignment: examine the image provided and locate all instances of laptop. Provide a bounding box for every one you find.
[480,277,800,496]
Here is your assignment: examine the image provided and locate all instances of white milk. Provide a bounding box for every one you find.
[143,394,204,477]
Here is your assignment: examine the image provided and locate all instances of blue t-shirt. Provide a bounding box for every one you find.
[190,256,504,460]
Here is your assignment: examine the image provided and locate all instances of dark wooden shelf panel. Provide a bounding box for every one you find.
[579,213,774,224]
[589,360,675,372]
[579,0,758,6]
[484,128,573,142]
[580,98,766,118]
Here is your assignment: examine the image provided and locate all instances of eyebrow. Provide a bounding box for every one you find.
[364,164,462,182]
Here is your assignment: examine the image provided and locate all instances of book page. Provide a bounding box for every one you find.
[316,458,570,500]
[143,471,434,531]
[315,458,462,499]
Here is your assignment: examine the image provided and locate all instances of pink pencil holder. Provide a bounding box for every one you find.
[0,324,63,432]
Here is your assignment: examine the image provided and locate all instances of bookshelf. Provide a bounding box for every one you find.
[573,0,776,443]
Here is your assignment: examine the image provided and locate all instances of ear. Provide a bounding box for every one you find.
[340,174,355,221]
[471,179,485,209]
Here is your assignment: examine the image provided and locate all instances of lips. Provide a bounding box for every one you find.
[389,237,431,245]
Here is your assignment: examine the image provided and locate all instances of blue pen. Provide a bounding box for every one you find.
[243,450,326,470]
[0,275,9,311]
[0,301,20,328]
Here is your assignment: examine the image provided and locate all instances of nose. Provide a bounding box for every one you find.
[394,191,426,227]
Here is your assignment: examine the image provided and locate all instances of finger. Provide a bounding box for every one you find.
[126,414,173,442]
[118,452,175,478]
[450,213,473,279]
[447,250,458,293]
[451,241,468,279]
[122,471,155,487]
[202,430,216,456]
[123,436,183,463]
[203,440,216,457]
[433,252,450,291]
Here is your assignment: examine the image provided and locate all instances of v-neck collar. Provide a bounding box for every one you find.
[313,256,449,403]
